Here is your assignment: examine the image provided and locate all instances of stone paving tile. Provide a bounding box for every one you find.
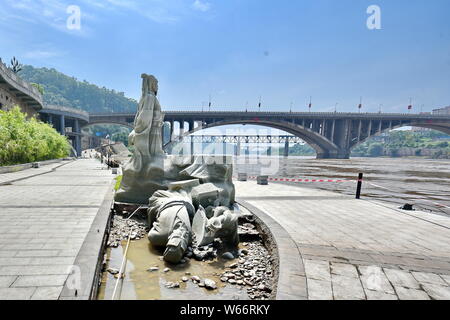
[31,286,63,300]
[364,289,398,300]
[0,258,32,266]
[384,268,421,289]
[28,257,75,266]
[411,271,448,286]
[441,274,450,286]
[421,283,450,300]
[304,259,331,281]
[12,275,68,287]
[15,250,60,257]
[0,250,18,257]
[331,274,365,300]
[330,262,359,278]
[358,266,395,294]
[307,279,333,300]
[395,286,430,300]
[0,265,73,276]
[0,287,36,300]
[0,276,17,288]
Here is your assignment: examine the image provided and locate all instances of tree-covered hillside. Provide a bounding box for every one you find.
[18,65,138,113]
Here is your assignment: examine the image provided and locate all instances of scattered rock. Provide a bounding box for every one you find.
[107,268,119,275]
[222,252,235,260]
[146,267,159,272]
[239,249,249,255]
[165,282,180,289]
[163,267,170,273]
[191,276,201,283]
[204,279,217,290]
[181,276,189,282]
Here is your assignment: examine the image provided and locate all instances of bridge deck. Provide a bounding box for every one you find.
[236,181,450,300]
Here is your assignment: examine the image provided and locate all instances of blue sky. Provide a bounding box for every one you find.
[1,0,450,113]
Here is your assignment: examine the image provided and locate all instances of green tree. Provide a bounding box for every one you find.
[0,107,70,166]
[367,143,384,157]
[18,65,138,113]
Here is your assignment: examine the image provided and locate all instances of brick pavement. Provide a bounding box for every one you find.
[0,159,114,300]
[235,181,450,300]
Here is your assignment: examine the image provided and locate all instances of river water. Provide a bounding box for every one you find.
[234,156,450,216]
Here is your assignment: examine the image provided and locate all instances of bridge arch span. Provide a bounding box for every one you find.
[164,119,342,158]
[351,122,450,152]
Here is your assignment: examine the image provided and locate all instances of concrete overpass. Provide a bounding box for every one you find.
[89,110,450,159]
[39,105,89,156]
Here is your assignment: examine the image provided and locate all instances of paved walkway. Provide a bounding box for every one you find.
[0,159,114,300]
[235,181,450,300]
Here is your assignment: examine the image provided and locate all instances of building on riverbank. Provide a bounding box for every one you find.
[0,58,43,117]
[433,106,450,115]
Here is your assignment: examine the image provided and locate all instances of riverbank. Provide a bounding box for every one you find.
[234,156,450,215]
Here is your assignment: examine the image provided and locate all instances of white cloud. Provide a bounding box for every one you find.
[23,50,65,59]
[82,0,191,23]
[192,0,211,12]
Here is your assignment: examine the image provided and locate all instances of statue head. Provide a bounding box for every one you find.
[141,73,158,95]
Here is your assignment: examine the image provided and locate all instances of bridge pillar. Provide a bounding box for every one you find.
[222,140,227,155]
[48,114,53,128]
[190,136,194,156]
[74,119,81,157]
[170,120,174,142]
[267,145,272,156]
[59,114,65,135]
[284,139,289,157]
[179,120,185,137]
[235,141,241,156]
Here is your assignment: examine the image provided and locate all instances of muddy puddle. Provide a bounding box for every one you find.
[97,209,274,300]
[97,237,253,300]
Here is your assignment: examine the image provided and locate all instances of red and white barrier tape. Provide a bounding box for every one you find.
[234,176,450,211]
[235,176,352,183]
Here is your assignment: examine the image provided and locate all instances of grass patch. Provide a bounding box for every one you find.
[114,174,123,191]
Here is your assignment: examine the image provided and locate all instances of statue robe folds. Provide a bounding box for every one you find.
[115,74,167,204]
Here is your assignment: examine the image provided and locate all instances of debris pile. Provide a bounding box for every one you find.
[219,240,274,300]
[107,215,148,248]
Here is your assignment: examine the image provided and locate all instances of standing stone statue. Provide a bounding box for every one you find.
[128,74,165,159]
[115,74,167,204]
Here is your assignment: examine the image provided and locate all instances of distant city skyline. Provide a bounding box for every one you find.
[1,0,450,113]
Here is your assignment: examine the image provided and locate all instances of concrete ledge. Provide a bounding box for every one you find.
[237,199,308,300]
[59,180,115,300]
[0,158,67,174]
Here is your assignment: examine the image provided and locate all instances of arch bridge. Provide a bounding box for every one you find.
[89,110,450,159]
